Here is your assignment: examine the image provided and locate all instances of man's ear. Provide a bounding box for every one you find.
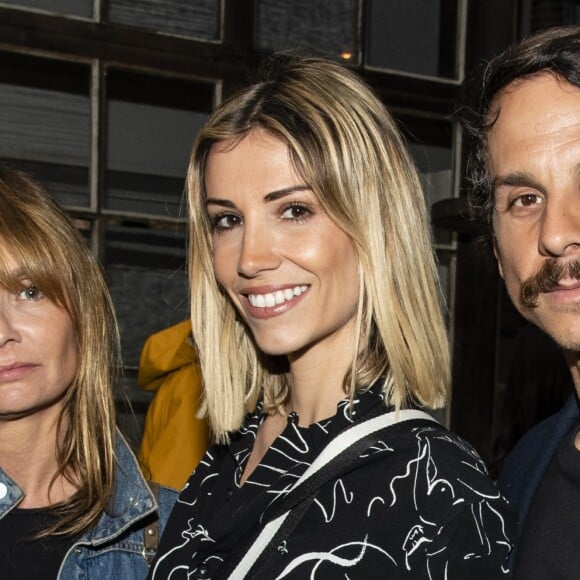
[492,234,504,279]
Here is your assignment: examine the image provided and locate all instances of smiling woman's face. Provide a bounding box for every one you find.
[204,129,360,363]
[0,249,78,421]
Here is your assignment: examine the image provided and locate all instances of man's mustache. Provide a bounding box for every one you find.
[520,259,580,308]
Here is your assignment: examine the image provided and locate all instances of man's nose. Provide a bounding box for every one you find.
[538,191,580,258]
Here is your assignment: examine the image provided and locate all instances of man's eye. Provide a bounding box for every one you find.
[513,193,542,207]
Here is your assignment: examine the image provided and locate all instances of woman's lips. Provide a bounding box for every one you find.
[242,285,310,319]
[247,285,308,308]
[0,362,38,382]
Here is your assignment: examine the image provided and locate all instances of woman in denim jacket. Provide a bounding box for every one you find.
[0,167,177,579]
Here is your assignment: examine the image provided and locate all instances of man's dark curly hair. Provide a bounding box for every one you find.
[460,25,580,251]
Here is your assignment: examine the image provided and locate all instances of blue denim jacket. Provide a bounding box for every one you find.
[0,431,178,579]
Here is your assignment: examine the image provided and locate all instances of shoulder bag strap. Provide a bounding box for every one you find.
[223,409,438,579]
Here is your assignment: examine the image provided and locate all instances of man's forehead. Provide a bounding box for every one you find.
[487,74,580,164]
[489,72,579,123]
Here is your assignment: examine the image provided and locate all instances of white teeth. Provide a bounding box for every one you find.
[248,285,308,308]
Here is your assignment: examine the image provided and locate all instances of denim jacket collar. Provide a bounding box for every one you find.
[79,431,157,545]
[0,430,156,546]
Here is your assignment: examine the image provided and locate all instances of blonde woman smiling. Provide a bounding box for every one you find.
[150,55,515,579]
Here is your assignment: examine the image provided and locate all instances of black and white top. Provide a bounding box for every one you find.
[150,386,515,579]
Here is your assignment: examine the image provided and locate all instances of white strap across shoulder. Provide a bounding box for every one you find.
[229,408,438,579]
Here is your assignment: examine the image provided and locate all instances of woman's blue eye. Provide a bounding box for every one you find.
[18,285,43,301]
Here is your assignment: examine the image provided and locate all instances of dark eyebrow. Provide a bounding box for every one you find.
[263,185,311,202]
[205,197,236,209]
[205,185,311,208]
[492,171,547,197]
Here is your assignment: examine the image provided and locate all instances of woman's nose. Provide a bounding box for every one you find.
[0,307,19,347]
[236,222,281,278]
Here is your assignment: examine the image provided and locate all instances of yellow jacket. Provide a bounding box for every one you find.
[138,320,210,490]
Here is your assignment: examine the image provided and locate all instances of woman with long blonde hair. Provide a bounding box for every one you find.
[150,54,515,579]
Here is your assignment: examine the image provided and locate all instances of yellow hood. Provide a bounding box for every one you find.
[138,320,198,393]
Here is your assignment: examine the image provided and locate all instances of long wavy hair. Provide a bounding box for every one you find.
[188,54,450,443]
[0,167,120,536]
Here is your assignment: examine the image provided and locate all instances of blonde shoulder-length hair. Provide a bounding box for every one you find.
[188,54,450,443]
[0,167,120,536]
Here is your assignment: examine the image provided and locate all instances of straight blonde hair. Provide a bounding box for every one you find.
[0,167,119,536]
[188,55,450,443]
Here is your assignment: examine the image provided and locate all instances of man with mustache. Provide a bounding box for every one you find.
[463,25,580,579]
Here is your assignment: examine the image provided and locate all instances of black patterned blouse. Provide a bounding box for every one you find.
[149,386,515,579]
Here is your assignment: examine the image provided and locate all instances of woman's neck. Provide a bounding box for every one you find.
[276,302,359,425]
[0,411,77,508]
[287,344,353,426]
